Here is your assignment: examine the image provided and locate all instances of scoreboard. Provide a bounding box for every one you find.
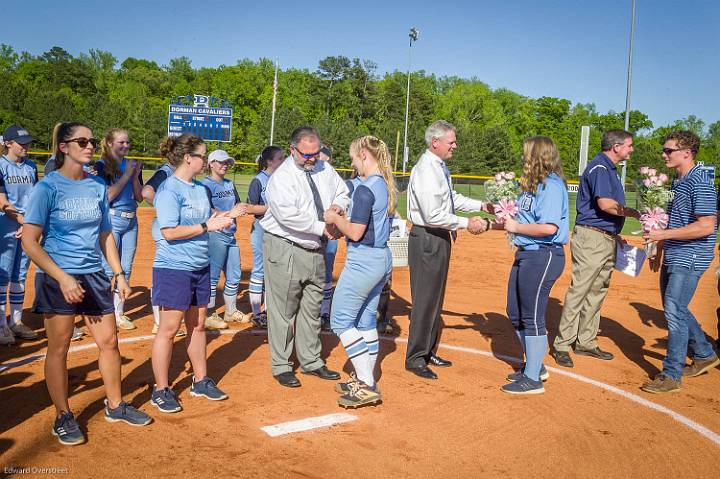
[167,95,233,142]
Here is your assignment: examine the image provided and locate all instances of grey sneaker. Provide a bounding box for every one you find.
[337,381,382,409]
[507,364,550,382]
[10,322,38,340]
[151,386,182,413]
[334,373,382,395]
[682,355,720,378]
[641,373,681,394]
[190,376,228,401]
[52,411,85,446]
[501,374,545,395]
[104,400,152,426]
[71,326,84,341]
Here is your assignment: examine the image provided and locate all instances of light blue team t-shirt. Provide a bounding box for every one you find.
[514,172,569,249]
[0,155,38,217]
[348,174,391,249]
[24,171,112,274]
[94,158,142,212]
[153,175,212,271]
[201,176,239,235]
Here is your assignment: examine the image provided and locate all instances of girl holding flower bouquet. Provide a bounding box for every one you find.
[498,136,569,395]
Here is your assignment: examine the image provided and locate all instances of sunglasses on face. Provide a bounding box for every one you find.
[293,146,321,159]
[189,153,208,161]
[662,147,688,155]
[64,137,100,149]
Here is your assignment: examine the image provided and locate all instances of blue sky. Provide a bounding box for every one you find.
[5,0,719,129]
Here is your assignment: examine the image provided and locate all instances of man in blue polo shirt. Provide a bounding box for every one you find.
[641,130,719,394]
[552,129,641,368]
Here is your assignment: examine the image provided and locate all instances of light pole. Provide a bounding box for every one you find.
[620,0,636,189]
[269,59,279,145]
[402,27,419,174]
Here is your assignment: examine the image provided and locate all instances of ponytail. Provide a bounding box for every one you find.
[350,136,397,216]
[257,145,283,172]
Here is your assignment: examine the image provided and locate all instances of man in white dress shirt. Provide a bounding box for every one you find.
[405,120,490,379]
[261,126,350,388]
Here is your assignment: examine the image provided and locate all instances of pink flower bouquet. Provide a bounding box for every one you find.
[485,171,520,247]
[637,166,673,258]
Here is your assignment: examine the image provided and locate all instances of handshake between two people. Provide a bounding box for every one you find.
[322,204,346,240]
[466,203,503,236]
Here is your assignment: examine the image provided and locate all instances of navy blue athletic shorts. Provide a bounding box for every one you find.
[151,266,210,311]
[33,271,114,316]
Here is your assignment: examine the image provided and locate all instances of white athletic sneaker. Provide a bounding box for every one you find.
[152,323,187,337]
[223,310,251,324]
[116,315,136,330]
[71,326,84,341]
[10,322,38,340]
[205,313,228,330]
[0,326,16,346]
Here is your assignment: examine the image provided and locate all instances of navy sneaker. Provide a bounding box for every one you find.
[501,374,545,395]
[51,411,85,446]
[190,376,228,401]
[104,400,152,426]
[506,364,550,382]
[151,386,182,413]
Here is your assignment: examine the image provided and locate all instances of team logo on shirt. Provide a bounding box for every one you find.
[2,175,34,185]
[58,197,101,221]
[184,201,209,220]
[519,194,533,212]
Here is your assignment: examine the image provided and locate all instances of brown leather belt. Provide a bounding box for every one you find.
[576,224,617,239]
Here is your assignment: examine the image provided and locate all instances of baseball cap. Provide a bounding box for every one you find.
[2,125,33,145]
[208,149,235,165]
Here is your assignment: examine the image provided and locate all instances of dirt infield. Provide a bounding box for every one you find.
[2,209,719,478]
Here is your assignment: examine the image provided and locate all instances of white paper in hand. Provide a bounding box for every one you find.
[614,242,646,277]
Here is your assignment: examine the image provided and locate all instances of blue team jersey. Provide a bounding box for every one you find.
[153,175,212,271]
[24,171,111,274]
[94,158,142,212]
[348,174,390,248]
[575,153,626,234]
[663,164,717,271]
[201,176,239,235]
[247,170,271,219]
[514,173,569,248]
[149,163,177,242]
[0,155,38,216]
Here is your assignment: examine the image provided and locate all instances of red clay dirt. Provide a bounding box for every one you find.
[1,208,719,478]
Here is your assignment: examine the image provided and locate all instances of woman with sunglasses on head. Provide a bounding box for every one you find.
[22,122,152,446]
[497,136,568,395]
[323,135,396,408]
[149,134,233,414]
[0,125,39,345]
[94,128,143,331]
[201,149,248,326]
[245,145,284,328]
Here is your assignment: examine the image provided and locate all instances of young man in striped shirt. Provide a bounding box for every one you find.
[642,130,719,394]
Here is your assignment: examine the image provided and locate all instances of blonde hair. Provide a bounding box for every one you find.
[350,135,397,215]
[100,128,128,181]
[520,136,565,194]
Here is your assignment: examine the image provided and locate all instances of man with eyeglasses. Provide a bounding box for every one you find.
[552,129,641,368]
[640,130,719,394]
[260,126,350,388]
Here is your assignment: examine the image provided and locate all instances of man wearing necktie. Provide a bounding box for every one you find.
[405,120,491,379]
[260,126,350,388]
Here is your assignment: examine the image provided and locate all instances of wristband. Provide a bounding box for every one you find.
[201,222,208,233]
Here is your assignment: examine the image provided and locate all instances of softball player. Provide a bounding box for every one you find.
[0,125,38,345]
[500,136,568,395]
[245,145,284,328]
[319,146,337,330]
[22,122,151,445]
[201,149,247,325]
[150,134,233,413]
[324,135,396,408]
[95,128,143,330]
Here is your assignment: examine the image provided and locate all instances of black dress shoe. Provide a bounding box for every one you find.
[274,372,301,388]
[575,346,614,360]
[301,366,340,380]
[429,354,453,367]
[406,365,438,379]
[551,350,574,368]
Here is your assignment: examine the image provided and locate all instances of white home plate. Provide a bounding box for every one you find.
[261,413,358,437]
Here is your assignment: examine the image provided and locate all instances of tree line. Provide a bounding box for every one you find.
[1,45,718,180]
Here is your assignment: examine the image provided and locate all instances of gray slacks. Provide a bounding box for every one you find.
[263,233,326,376]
